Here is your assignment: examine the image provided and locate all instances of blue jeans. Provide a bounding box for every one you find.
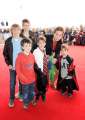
[9,69,16,100]
[22,82,35,105]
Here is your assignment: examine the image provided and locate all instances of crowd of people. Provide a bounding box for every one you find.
[2,19,79,109]
[0,22,85,46]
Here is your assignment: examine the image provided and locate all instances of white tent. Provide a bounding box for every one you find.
[0,0,85,28]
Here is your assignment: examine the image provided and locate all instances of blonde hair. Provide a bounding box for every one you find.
[11,24,21,31]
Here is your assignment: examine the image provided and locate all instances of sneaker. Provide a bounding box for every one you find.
[15,92,19,99]
[15,92,23,101]
[8,99,14,108]
[23,104,28,109]
[68,93,73,97]
[32,99,37,106]
[61,90,66,95]
[19,95,23,102]
[42,95,46,102]
[50,84,56,90]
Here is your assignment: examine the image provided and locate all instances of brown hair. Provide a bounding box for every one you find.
[54,26,64,34]
[21,38,32,47]
[37,35,46,43]
[11,24,20,29]
[22,19,30,24]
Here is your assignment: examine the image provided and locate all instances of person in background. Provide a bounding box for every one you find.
[20,19,37,52]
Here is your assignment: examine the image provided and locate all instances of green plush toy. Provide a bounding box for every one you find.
[48,55,57,84]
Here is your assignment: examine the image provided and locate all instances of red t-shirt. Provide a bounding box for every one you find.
[16,52,36,84]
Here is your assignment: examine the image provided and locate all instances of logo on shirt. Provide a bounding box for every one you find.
[24,64,33,69]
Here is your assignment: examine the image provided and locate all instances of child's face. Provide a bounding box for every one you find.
[11,27,21,37]
[22,43,32,54]
[61,49,68,56]
[54,31,63,41]
[38,40,46,52]
[22,22,30,31]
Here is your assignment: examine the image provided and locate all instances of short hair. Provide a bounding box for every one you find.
[54,26,64,34]
[37,35,46,43]
[21,38,32,47]
[11,24,20,30]
[61,44,69,51]
[22,19,30,24]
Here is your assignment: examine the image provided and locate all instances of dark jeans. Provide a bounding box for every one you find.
[61,79,73,94]
[9,70,23,101]
[19,81,23,96]
[22,82,35,105]
[9,69,16,100]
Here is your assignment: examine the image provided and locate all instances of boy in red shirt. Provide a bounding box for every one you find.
[16,38,36,109]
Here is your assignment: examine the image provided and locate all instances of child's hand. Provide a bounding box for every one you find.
[53,52,55,57]
[9,65,13,70]
[52,58,57,64]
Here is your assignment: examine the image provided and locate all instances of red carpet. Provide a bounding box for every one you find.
[0,45,85,120]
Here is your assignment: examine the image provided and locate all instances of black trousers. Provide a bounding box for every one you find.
[36,89,46,100]
[36,74,48,100]
[61,79,73,94]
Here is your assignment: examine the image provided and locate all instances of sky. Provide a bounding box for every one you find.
[0,0,85,28]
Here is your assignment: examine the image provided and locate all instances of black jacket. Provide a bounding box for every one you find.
[56,55,79,91]
[20,30,37,52]
[3,37,13,66]
[45,34,63,58]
